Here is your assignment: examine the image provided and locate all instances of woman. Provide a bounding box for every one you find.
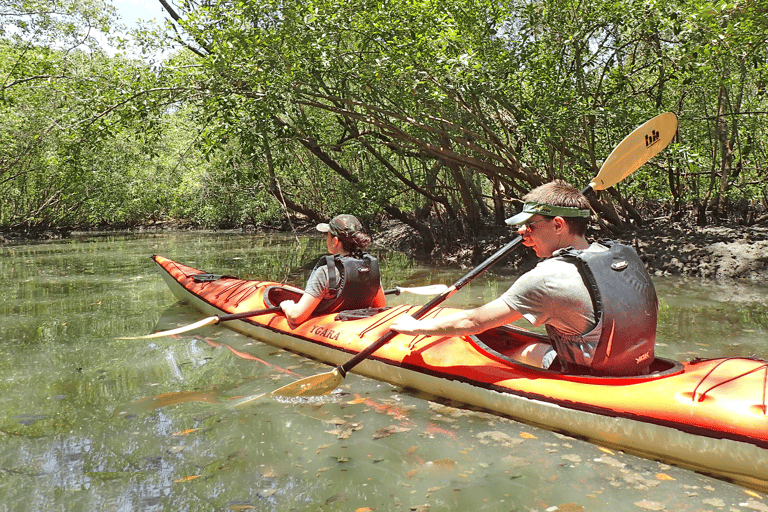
[280,214,385,326]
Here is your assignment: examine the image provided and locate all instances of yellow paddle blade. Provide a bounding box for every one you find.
[227,392,269,408]
[270,368,343,398]
[589,112,678,191]
[115,316,220,339]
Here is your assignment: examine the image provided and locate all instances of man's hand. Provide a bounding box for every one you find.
[390,314,422,335]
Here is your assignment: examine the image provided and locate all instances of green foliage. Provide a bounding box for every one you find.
[1,0,768,235]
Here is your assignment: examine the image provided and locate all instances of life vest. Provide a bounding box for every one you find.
[312,253,381,315]
[545,241,657,376]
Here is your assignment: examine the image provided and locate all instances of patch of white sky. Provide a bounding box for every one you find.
[98,0,167,57]
[111,0,166,29]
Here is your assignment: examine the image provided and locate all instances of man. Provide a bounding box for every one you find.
[390,180,657,376]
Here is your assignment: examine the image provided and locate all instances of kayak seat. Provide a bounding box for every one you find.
[473,324,685,379]
[263,285,304,307]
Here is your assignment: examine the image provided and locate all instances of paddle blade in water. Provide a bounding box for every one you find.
[116,316,220,339]
[227,392,269,408]
[589,112,678,191]
[270,368,343,397]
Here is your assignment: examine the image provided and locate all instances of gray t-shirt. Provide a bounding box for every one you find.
[305,265,334,299]
[501,243,607,336]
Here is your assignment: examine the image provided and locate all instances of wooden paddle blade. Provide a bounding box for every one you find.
[397,284,449,295]
[589,112,678,191]
[227,392,269,408]
[115,316,220,339]
[270,368,343,397]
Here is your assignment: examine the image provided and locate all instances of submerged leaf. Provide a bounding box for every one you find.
[557,504,585,512]
[373,424,412,439]
[429,459,455,468]
[173,475,203,483]
[476,431,523,447]
[634,500,665,511]
[172,428,202,436]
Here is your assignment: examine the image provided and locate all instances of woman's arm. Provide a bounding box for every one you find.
[280,293,323,326]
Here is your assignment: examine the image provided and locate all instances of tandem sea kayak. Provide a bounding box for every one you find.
[152,255,768,492]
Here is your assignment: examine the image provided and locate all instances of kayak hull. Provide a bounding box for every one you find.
[152,255,768,491]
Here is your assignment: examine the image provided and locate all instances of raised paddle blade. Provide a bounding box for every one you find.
[270,368,343,397]
[589,112,678,191]
[116,316,220,339]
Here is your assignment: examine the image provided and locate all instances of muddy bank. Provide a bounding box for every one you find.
[618,221,768,281]
[375,218,768,283]
[5,217,768,283]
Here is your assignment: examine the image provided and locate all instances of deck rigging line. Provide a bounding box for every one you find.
[690,358,768,414]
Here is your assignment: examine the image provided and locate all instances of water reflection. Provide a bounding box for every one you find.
[1,231,767,510]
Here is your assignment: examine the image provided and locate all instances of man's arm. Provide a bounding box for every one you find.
[390,297,522,336]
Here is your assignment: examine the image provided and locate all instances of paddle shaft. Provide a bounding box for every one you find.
[215,286,435,323]
[216,306,282,322]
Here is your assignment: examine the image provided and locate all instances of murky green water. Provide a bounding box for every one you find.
[2,231,768,511]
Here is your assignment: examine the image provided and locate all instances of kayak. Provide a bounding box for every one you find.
[152,254,768,492]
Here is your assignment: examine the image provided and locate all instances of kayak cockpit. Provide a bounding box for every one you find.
[472,324,684,380]
[263,284,683,380]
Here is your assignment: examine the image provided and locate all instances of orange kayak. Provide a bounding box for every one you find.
[153,255,768,491]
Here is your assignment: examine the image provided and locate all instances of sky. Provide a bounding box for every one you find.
[110,0,167,28]
[96,0,167,56]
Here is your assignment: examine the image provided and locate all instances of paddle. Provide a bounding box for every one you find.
[117,283,449,340]
[266,111,679,398]
[116,307,283,340]
[384,284,448,296]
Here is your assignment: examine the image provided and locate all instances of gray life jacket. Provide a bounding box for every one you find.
[312,253,381,315]
[546,241,657,376]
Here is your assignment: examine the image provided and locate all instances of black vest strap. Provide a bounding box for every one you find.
[323,255,339,297]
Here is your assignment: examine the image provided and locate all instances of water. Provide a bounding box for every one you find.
[2,231,768,511]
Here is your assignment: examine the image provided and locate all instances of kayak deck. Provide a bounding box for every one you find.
[151,255,768,492]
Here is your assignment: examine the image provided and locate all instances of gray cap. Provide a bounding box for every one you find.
[317,214,363,237]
